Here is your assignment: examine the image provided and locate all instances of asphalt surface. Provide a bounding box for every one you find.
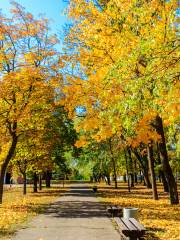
[12,184,120,240]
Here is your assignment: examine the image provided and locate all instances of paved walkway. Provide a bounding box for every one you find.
[12,184,120,240]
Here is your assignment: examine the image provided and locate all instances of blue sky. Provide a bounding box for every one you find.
[0,0,68,34]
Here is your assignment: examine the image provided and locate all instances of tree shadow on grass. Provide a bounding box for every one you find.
[144,227,165,240]
[97,188,170,200]
[30,189,66,197]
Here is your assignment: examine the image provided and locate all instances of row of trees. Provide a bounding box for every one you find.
[0,2,78,203]
[62,0,179,204]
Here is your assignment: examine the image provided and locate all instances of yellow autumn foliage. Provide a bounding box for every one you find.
[63,0,179,149]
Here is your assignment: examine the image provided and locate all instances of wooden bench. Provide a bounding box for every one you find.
[92,186,97,192]
[107,205,122,217]
[114,217,146,240]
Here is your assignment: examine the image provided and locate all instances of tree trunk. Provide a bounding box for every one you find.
[0,135,18,204]
[39,174,42,191]
[130,173,134,188]
[45,171,51,188]
[123,174,127,183]
[143,179,146,186]
[124,150,130,192]
[139,172,143,183]
[147,144,158,200]
[112,157,118,189]
[33,172,38,193]
[0,164,7,204]
[106,174,111,185]
[109,140,118,189]
[161,171,169,192]
[134,159,138,184]
[157,143,169,192]
[128,149,134,187]
[23,173,27,195]
[143,166,152,189]
[133,149,152,189]
[158,174,162,182]
[134,173,138,184]
[153,115,179,204]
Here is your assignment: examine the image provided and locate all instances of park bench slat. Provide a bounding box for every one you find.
[111,206,117,210]
[114,217,146,240]
[111,206,120,210]
[107,205,122,217]
[114,217,130,235]
[121,218,138,231]
[129,218,146,231]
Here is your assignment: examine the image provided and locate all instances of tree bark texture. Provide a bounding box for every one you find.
[23,173,27,195]
[157,143,169,192]
[45,171,51,188]
[39,174,42,190]
[147,144,158,200]
[124,150,131,192]
[0,135,18,204]
[33,172,38,193]
[128,149,134,187]
[153,115,179,204]
[109,140,118,189]
[133,149,152,189]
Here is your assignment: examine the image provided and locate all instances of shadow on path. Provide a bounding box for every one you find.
[45,200,107,218]
[44,185,108,218]
[11,184,121,240]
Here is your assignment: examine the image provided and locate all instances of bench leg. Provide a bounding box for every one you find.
[121,235,138,240]
[124,236,144,240]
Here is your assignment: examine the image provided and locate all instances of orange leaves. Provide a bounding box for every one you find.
[133,127,161,147]
[82,118,99,131]
[0,187,60,233]
[129,112,161,148]
[92,126,113,142]
[0,67,53,132]
[75,135,89,148]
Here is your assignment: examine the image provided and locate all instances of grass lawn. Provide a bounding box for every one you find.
[97,182,180,240]
[0,185,65,239]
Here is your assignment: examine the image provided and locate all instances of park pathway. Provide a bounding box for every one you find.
[12,184,120,240]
